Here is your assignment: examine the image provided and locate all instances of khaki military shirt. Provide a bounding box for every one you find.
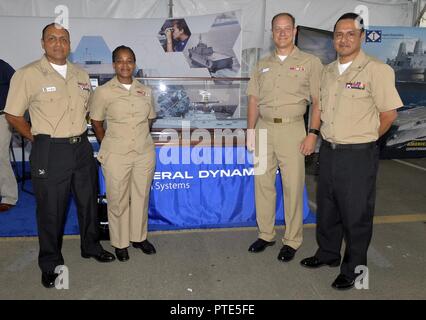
[5,55,91,138]
[89,76,156,155]
[247,46,323,118]
[320,50,403,144]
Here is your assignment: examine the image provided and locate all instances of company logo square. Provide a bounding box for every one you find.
[366,30,382,43]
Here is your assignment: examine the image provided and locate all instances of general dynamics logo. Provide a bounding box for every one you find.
[153,168,255,180]
[366,30,382,43]
[151,168,255,192]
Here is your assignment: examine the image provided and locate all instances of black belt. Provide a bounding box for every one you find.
[322,140,376,150]
[50,132,87,144]
[0,110,5,115]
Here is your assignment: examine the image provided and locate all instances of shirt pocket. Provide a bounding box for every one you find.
[134,96,152,120]
[341,88,374,126]
[285,71,309,96]
[107,98,131,120]
[78,89,90,111]
[258,70,275,94]
[35,91,65,117]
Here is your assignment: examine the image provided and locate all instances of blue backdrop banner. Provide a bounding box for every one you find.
[98,146,314,230]
[363,26,426,158]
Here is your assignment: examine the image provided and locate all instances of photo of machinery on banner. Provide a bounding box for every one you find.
[68,11,244,131]
[363,26,426,158]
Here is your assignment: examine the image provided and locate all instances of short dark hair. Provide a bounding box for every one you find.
[112,45,136,63]
[42,23,70,39]
[172,19,191,36]
[333,12,365,33]
[271,13,296,29]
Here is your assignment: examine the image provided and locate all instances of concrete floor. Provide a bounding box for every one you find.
[0,158,425,300]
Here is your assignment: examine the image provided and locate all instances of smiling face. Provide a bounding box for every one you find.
[333,18,364,62]
[272,15,296,52]
[113,48,136,84]
[41,24,70,65]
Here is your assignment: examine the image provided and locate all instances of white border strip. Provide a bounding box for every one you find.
[392,159,426,172]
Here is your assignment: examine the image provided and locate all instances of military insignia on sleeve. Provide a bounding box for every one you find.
[289,66,305,71]
[345,82,366,90]
[78,82,91,91]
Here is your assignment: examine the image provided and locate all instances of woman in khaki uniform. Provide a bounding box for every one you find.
[89,46,156,261]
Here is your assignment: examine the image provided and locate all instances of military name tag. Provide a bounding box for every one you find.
[289,66,305,71]
[42,86,56,93]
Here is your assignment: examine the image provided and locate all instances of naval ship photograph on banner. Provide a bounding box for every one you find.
[0,11,244,134]
[363,27,426,159]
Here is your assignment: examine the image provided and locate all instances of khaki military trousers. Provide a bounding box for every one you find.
[101,150,155,249]
[254,117,306,249]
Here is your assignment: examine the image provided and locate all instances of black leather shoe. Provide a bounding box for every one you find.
[331,274,355,290]
[81,249,116,262]
[248,239,276,253]
[115,248,129,262]
[132,240,156,255]
[41,271,59,289]
[277,245,297,262]
[300,256,340,268]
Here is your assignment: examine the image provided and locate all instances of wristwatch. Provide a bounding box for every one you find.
[308,128,320,136]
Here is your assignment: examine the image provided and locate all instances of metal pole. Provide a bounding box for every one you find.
[168,0,173,18]
[415,3,426,26]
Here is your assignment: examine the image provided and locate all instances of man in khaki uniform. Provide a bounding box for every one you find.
[0,59,17,212]
[90,46,157,262]
[246,13,323,262]
[300,13,402,290]
[5,23,115,289]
